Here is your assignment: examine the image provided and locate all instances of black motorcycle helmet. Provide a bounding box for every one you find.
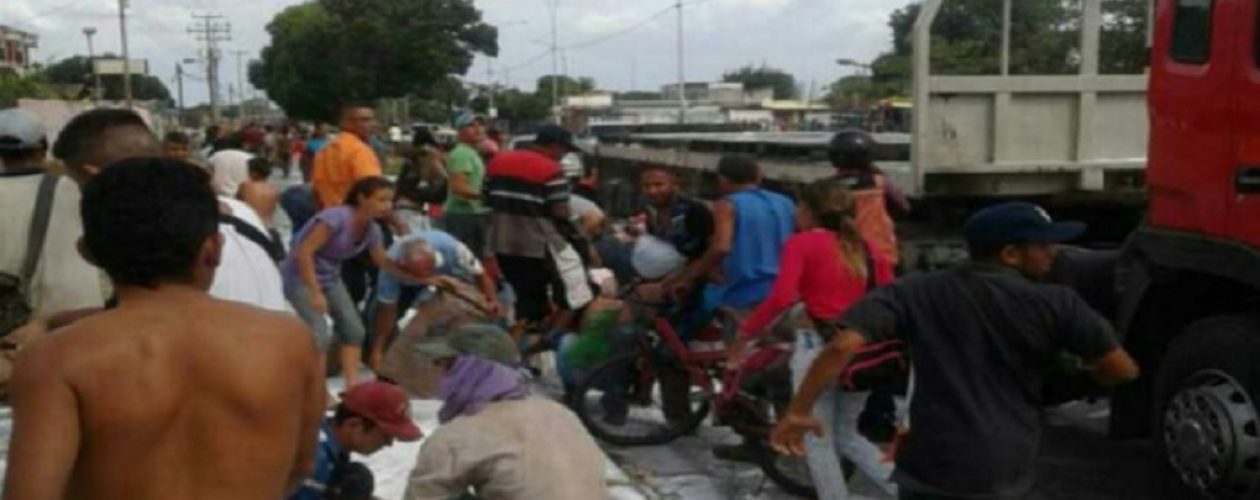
[827,129,875,169]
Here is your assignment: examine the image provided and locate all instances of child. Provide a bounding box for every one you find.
[163,131,192,161]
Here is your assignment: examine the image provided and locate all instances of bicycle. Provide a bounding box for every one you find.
[566,295,821,497]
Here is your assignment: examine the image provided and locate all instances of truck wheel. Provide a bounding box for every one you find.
[1153,314,1260,499]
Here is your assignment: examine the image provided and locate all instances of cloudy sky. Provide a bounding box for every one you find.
[7,0,913,105]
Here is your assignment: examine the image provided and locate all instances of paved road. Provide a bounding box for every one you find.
[600,399,1208,500]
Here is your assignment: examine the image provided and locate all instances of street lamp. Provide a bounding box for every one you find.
[835,58,875,110]
[836,58,872,72]
[82,27,101,104]
[544,0,562,123]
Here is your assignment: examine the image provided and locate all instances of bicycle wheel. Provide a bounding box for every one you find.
[571,354,711,446]
[759,448,818,499]
[758,444,859,499]
[742,396,855,499]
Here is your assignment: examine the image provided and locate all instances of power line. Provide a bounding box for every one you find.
[14,0,93,23]
[498,47,553,73]
[188,13,230,122]
[562,4,675,51]
[495,0,711,88]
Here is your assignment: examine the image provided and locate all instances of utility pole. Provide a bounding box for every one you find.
[546,0,560,123]
[676,0,686,124]
[82,27,101,104]
[485,20,525,119]
[560,49,568,101]
[176,62,185,123]
[486,59,495,117]
[232,50,247,122]
[118,0,132,108]
[189,14,230,123]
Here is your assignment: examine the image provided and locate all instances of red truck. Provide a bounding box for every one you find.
[1110,0,1260,497]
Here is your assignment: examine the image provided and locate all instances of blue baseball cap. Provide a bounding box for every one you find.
[453,110,485,129]
[963,202,1085,246]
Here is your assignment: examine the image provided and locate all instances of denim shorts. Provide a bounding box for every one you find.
[285,279,366,351]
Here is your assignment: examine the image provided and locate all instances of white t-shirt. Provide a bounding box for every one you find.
[0,173,103,315]
[212,197,291,313]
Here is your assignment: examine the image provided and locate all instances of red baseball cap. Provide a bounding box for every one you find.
[342,382,424,442]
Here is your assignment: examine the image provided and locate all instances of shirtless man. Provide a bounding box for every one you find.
[3,158,324,500]
[241,157,282,237]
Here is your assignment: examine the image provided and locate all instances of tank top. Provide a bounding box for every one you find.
[720,188,796,308]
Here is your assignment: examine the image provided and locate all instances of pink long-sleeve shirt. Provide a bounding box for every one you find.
[740,229,894,337]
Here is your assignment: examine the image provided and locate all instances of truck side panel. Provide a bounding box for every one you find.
[1227,1,1260,246]
[911,0,1148,197]
[1147,0,1237,237]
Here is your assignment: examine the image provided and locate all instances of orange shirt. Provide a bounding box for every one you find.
[311,133,382,207]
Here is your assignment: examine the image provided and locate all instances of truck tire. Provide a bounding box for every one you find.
[1153,314,1260,500]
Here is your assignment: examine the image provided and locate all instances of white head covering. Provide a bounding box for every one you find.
[208,149,253,197]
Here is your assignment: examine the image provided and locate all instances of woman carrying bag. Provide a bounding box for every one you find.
[728,178,898,499]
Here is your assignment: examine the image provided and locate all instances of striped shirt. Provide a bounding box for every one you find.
[484,149,571,258]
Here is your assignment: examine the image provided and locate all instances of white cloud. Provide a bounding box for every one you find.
[712,0,793,11]
[573,12,636,36]
[7,0,914,103]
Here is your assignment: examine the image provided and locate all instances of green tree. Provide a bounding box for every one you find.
[496,88,549,124]
[535,75,595,102]
[1099,0,1149,74]
[0,73,56,107]
[722,65,797,99]
[252,0,498,122]
[469,95,490,114]
[824,75,874,109]
[618,91,661,101]
[41,55,173,104]
[399,76,472,124]
[856,0,1147,98]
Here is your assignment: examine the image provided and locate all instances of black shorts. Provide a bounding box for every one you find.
[497,255,559,323]
[498,252,597,324]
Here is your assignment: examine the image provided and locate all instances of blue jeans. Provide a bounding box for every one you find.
[286,279,366,352]
[556,333,582,394]
[791,330,898,499]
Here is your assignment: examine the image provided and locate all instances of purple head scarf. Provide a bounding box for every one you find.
[437,356,530,423]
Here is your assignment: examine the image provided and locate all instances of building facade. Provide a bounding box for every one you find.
[0,25,38,76]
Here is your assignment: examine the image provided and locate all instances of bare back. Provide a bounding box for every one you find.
[240,180,280,228]
[4,289,322,500]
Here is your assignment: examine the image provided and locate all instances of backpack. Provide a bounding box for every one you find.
[0,174,59,338]
[841,171,899,266]
[221,213,286,262]
[831,245,910,393]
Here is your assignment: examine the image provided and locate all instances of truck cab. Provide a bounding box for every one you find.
[1115,0,1260,497]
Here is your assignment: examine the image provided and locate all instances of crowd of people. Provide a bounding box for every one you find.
[0,100,1144,500]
